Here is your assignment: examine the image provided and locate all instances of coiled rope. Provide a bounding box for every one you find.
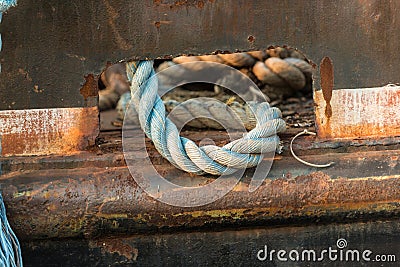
[123,60,286,175]
[118,93,259,130]
[99,47,313,111]
[164,98,258,130]
[0,0,15,13]
[172,49,313,91]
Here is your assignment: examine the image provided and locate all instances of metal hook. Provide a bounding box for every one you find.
[290,130,334,168]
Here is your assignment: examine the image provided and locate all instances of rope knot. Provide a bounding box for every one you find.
[123,60,286,175]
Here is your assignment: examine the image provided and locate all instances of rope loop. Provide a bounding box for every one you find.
[124,60,287,175]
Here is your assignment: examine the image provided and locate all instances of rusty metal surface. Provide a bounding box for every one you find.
[2,128,400,177]
[0,107,99,156]
[314,85,400,139]
[1,0,400,110]
[320,56,334,119]
[1,130,400,240]
[20,220,400,266]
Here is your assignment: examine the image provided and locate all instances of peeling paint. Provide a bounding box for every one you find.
[314,85,400,139]
[0,107,99,156]
[80,74,98,101]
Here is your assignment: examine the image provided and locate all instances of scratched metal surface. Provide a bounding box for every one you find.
[0,0,399,110]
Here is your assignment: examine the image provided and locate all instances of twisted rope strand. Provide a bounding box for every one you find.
[0,193,22,267]
[124,61,286,175]
[100,47,312,112]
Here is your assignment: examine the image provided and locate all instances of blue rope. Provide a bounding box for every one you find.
[0,0,16,13]
[124,61,286,175]
[0,193,22,267]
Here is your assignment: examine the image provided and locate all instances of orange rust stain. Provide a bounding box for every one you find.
[171,0,188,7]
[386,88,400,106]
[49,108,99,155]
[80,74,98,101]
[197,0,204,8]
[153,0,212,9]
[91,239,138,261]
[316,121,400,139]
[320,57,334,118]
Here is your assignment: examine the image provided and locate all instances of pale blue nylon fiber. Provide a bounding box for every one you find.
[0,0,16,13]
[0,193,22,267]
[125,61,286,175]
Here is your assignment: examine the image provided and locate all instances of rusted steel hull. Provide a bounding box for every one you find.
[2,0,400,111]
[1,136,400,240]
[2,0,400,155]
[4,167,400,240]
[314,85,400,139]
[0,1,399,263]
[0,107,99,156]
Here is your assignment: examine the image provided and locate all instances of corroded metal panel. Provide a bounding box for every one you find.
[0,107,99,156]
[1,130,400,239]
[1,0,400,110]
[314,85,400,139]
